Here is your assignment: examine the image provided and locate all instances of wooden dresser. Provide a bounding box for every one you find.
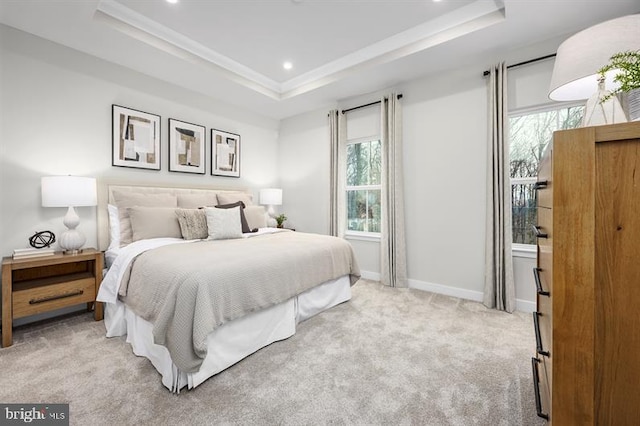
[531,121,640,424]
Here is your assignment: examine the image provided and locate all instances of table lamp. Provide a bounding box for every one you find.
[41,176,97,254]
[259,188,282,227]
[548,14,639,126]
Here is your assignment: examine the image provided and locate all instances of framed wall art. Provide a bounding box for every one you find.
[112,105,161,170]
[211,128,240,177]
[168,118,206,174]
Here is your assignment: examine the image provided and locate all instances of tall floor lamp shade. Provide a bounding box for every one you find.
[41,176,97,254]
[549,14,640,126]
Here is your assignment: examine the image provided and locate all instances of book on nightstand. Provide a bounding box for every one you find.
[12,248,56,259]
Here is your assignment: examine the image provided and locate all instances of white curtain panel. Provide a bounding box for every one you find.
[380,94,408,288]
[484,63,516,313]
[329,110,346,238]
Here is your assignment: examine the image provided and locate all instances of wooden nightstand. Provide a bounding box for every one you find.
[1,248,103,348]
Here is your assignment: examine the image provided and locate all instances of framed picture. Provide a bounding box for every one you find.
[168,119,206,174]
[112,105,161,170]
[211,128,240,177]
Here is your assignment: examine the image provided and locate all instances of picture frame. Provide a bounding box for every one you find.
[168,118,206,174]
[211,128,240,177]
[112,105,161,170]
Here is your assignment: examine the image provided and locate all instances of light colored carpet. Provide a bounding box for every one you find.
[0,280,545,425]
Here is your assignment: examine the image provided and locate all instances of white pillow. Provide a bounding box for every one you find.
[107,204,120,251]
[205,207,243,240]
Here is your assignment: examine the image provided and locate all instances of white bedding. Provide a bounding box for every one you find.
[100,230,353,392]
[105,275,351,391]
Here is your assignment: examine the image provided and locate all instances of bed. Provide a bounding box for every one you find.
[96,184,360,392]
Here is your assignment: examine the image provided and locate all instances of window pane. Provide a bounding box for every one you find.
[370,140,381,185]
[559,106,584,129]
[368,189,381,233]
[509,105,584,246]
[347,190,367,231]
[346,144,357,186]
[509,111,557,178]
[347,142,371,186]
[347,189,381,233]
[509,106,584,179]
[511,182,537,245]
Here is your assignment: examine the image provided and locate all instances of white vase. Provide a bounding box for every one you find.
[623,88,640,121]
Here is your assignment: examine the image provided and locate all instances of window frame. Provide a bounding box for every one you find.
[344,136,382,239]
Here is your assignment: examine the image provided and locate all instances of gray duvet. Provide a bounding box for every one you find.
[119,231,360,373]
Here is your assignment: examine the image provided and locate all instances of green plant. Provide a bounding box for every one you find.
[598,50,640,102]
[275,213,287,228]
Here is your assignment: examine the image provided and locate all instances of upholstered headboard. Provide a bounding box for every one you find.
[97,181,253,251]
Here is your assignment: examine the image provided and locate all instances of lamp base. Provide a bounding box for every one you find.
[59,229,86,253]
[582,84,628,127]
[63,249,85,256]
[59,206,86,253]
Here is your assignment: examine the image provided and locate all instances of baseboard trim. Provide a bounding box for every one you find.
[408,279,484,302]
[359,271,381,281]
[366,276,537,313]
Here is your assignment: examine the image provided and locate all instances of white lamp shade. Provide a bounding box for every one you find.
[549,14,640,101]
[41,176,97,207]
[259,188,282,206]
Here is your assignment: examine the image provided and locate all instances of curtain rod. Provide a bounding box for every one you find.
[482,53,556,76]
[341,94,403,114]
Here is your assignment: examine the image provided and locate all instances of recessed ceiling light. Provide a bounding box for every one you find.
[283,61,293,70]
[166,0,178,4]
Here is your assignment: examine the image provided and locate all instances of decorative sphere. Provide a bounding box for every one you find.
[29,230,56,249]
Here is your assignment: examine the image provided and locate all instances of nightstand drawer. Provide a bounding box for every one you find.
[12,275,96,318]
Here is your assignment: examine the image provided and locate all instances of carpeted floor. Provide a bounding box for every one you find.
[0,280,545,425]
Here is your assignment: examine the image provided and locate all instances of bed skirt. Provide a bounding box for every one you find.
[103,275,352,392]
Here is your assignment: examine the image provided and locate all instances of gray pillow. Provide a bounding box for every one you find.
[175,209,208,240]
[127,207,182,242]
[244,205,267,230]
[112,191,177,246]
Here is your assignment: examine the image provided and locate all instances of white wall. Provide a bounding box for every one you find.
[0,22,566,326]
[0,25,280,258]
[279,38,564,312]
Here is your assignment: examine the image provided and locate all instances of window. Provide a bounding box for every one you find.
[509,105,584,246]
[346,138,381,235]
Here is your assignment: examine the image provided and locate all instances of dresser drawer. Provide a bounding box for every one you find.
[537,244,553,295]
[532,356,551,421]
[534,308,552,359]
[535,207,552,247]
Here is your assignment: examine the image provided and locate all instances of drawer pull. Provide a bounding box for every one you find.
[533,267,550,296]
[532,225,548,239]
[531,357,550,420]
[29,289,84,305]
[533,312,550,357]
[533,180,548,190]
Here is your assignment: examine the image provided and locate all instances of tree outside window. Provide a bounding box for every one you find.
[509,106,583,245]
[346,139,381,234]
